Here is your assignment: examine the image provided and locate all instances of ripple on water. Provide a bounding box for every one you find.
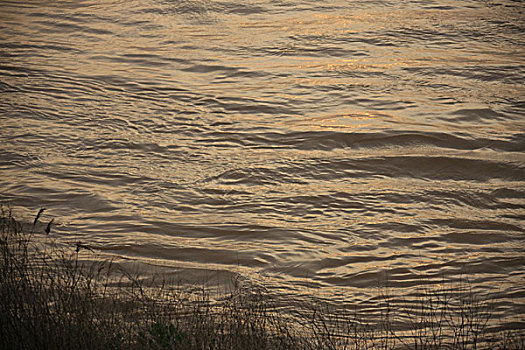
[0,0,524,331]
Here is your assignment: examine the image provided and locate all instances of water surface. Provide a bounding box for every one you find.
[1,0,524,330]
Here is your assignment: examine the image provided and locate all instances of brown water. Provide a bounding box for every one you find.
[1,0,524,331]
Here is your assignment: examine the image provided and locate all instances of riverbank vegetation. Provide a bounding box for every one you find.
[1,207,523,349]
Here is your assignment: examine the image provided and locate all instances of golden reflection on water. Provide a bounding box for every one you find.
[1,0,524,326]
[281,112,386,131]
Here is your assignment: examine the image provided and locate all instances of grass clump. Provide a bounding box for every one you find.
[1,207,524,349]
[0,207,302,350]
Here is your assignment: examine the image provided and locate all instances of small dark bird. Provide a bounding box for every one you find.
[33,208,46,227]
[45,218,54,235]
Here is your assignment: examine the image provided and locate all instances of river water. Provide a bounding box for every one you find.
[1,0,524,332]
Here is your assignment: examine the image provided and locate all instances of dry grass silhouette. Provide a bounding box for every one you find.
[1,207,523,349]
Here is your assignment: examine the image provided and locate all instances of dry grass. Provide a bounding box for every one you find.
[1,207,523,350]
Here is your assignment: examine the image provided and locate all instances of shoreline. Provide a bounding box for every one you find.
[1,207,524,349]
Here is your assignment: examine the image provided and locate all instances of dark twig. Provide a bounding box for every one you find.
[32,208,45,232]
[76,241,94,253]
[45,218,54,235]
